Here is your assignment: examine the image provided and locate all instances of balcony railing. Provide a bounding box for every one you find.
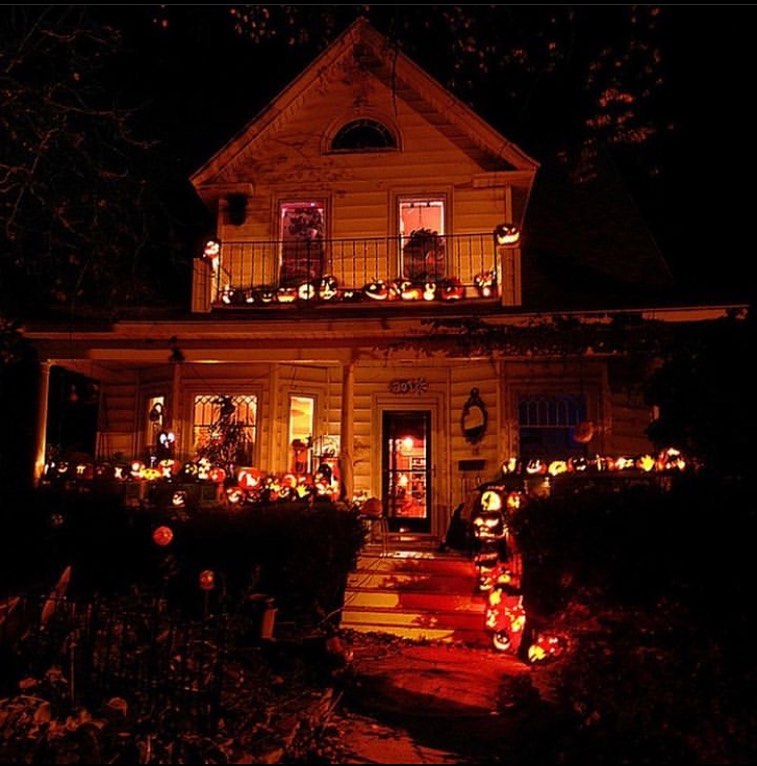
[201,232,516,308]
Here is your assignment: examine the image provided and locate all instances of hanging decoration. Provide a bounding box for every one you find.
[461,387,488,444]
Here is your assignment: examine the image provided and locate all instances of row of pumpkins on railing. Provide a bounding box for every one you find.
[217,272,498,306]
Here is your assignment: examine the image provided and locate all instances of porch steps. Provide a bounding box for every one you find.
[340,539,489,647]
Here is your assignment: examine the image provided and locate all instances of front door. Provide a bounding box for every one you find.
[382,410,432,533]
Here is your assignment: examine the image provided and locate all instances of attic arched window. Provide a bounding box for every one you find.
[330,119,397,152]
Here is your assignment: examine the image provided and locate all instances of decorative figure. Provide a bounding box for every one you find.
[461,387,488,444]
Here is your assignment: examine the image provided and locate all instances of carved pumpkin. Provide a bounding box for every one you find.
[237,467,262,489]
[159,459,179,479]
[226,486,244,504]
[171,491,188,508]
[341,289,364,302]
[526,458,547,475]
[152,525,174,547]
[548,460,568,477]
[75,463,94,480]
[573,420,594,444]
[276,286,297,303]
[95,463,114,480]
[317,275,339,301]
[363,279,390,300]
[439,278,465,301]
[493,222,521,247]
[637,454,656,472]
[422,282,437,301]
[208,467,226,484]
[180,461,199,480]
[130,461,145,479]
[297,281,317,301]
[141,467,161,482]
[527,632,568,664]
[473,271,496,298]
[203,239,221,260]
[199,569,215,591]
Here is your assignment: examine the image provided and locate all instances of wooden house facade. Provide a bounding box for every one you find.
[23,19,739,539]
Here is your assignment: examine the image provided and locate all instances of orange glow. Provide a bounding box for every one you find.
[199,569,215,591]
[152,526,174,547]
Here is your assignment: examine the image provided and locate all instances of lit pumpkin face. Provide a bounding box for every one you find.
[480,489,504,513]
[159,459,178,479]
[113,464,129,481]
[363,279,389,300]
[152,525,174,547]
[317,275,339,301]
[568,456,588,472]
[439,278,465,301]
[501,457,520,474]
[548,460,568,477]
[171,491,188,508]
[494,223,521,247]
[203,239,221,260]
[573,420,594,444]
[276,286,297,304]
[198,569,215,591]
[75,463,94,479]
[526,458,546,475]
[55,460,70,476]
[141,467,162,482]
[130,461,145,479]
[472,510,505,540]
[297,281,317,301]
[237,467,262,489]
[473,271,496,297]
[180,462,199,480]
[196,458,212,481]
[95,463,114,480]
[527,632,568,664]
[637,454,655,472]
[423,282,437,301]
[259,288,276,304]
[208,467,226,484]
[399,281,422,300]
[226,487,245,504]
[506,492,522,512]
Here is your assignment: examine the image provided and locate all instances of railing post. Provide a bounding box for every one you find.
[192,258,213,313]
[340,357,355,503]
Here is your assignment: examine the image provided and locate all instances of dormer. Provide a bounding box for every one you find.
[190,18,538,313]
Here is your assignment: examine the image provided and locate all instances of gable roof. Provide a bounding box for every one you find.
[191,17,538,195]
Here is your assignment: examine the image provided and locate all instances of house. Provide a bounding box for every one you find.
[22,19,743,539]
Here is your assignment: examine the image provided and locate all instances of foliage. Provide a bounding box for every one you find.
[513,474,757,763]
[0,6,186,321]
[645,311,755,478]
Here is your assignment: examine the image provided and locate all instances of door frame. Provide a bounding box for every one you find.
[371,392,447,538]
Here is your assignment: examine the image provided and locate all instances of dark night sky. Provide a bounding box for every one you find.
[99,6,755,305]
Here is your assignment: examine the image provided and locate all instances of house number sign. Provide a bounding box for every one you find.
[389,377,428,395]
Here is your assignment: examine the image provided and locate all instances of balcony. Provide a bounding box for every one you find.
[192,232,520,311]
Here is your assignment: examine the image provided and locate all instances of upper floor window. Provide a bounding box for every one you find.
[399,196,446,280]
[330,119,397,152]
[279,201,325,286]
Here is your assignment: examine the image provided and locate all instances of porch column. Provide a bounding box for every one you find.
[32,360,52,484]
[339,358,355,503]
[171,361,182,455]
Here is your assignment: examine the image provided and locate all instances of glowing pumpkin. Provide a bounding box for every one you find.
[130,461,145,479]
[364,279,390,301]
[196,458,211,481]
[203,239,221,260]
[480,489,503,512]
[57,461,70,476]
[199,570,215,591]
[573,420,594,444]
[226,487,244,504]
[180,461,199,480]
[399,281,423,301]
[113,464,129,481]
[526,458,547,475]
[276,286,297,303]
[171,491,187,508]
[152,525,174,547]
[237,467,262,489]
[527,632,568,664]
[439,278,465,301]
[493,222,521,247]
[548,460,568,477]
[501,457,520,474]
[422,282,437,301]
[506,492,522,512]
[297,281,316,301]
[159,459,178,479]
[141,467,161,482]
[637,454,655,472]
[208,467,226,484]
[75,463,94,479]
[568,456,588,472]
[317,275,339,301]
[473,271,496,298]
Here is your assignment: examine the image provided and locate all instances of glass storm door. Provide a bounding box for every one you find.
[382,410,432,533]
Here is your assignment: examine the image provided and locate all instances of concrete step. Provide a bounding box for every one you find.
[344,589,486,613]
[356,551,477,577]
[347,570,478,593]
[341,621,491,647]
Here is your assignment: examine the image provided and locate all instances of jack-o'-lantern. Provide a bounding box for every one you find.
[526,458,547,475]
[493,223,521,247]
[297,281,316,301]
[141,467,161,482]
[276,286,297,304]
[341,289,363,302]
[159,459,178,479]
[113,464,129,481]
[75,463,94,480]
[208,467,226,484]
[199,569,215,591]
[548,460,568,477]
[398,280,422,301]
[501,457,520,475]
[259,288,276,304]
[180,461,199,480]
[237,467,262,489]
[364,279,390,301]
[568,456,588,472]
[130,461,145,479]
[203,239,221,261]
[480,489,504,513]
[472,509,505,540]
[317,275,338,301]
[226,487,244,504]
[573,420,594,444]
[637,454,655,472]
[506,492,523,512]
[196,458,211,481]
[171,490,188,508]
[527,632,568,664]
[152,525,174,547]
[473,271,496,298]
[95,463,114,480]
[422,282,437,301]
[439,278,465,301]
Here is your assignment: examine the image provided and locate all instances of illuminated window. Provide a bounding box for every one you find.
[518,394,587,460]
[279,201,324,286]
[399,197,446,280]
[289,395,315,473]
[192,394,257,466]
[330,119,396,151]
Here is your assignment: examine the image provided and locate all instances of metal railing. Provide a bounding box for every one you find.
[210,232,503,306]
